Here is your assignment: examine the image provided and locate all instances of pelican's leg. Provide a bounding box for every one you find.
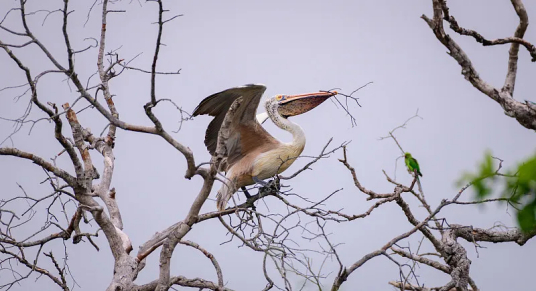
[241,186,256,210]
[252,176,269,187]
[241,186,252,198]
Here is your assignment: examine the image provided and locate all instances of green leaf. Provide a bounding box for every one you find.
[517,200,536,232]
[459,151,536,232]
[457,151,496,199]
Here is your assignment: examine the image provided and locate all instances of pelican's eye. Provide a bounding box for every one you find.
[275,95,283,101]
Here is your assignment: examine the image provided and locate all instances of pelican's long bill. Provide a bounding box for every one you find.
[276,91,337,118]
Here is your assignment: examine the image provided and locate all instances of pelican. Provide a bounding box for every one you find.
[193,84,337,210]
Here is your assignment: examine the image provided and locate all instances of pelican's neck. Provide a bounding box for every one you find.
[266,102,306,150]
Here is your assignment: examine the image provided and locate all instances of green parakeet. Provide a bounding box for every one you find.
[404,152,422,177]
[405,152,423,194]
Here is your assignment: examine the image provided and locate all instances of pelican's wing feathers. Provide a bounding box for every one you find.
[193,84,279,168]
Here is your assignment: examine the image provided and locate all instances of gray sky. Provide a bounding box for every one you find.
[1,0,535,290]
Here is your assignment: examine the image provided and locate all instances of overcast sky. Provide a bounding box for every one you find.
[1,1,536,290]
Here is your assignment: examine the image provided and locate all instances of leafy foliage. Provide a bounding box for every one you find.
[459,152,536,232]
[508,155,536,231]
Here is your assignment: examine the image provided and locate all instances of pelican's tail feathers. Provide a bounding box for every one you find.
[216,180,236,211]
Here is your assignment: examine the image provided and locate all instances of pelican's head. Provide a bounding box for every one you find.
[269,91,337,118]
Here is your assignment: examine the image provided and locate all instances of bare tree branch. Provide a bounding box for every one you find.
[422,0,536,130]
[0,148,76,185]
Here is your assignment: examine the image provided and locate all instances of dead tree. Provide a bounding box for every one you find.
[0,1,534,291]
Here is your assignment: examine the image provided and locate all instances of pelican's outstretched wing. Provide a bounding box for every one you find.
[193,84,279,169]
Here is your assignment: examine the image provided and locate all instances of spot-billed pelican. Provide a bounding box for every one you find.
[193,84,337,210]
